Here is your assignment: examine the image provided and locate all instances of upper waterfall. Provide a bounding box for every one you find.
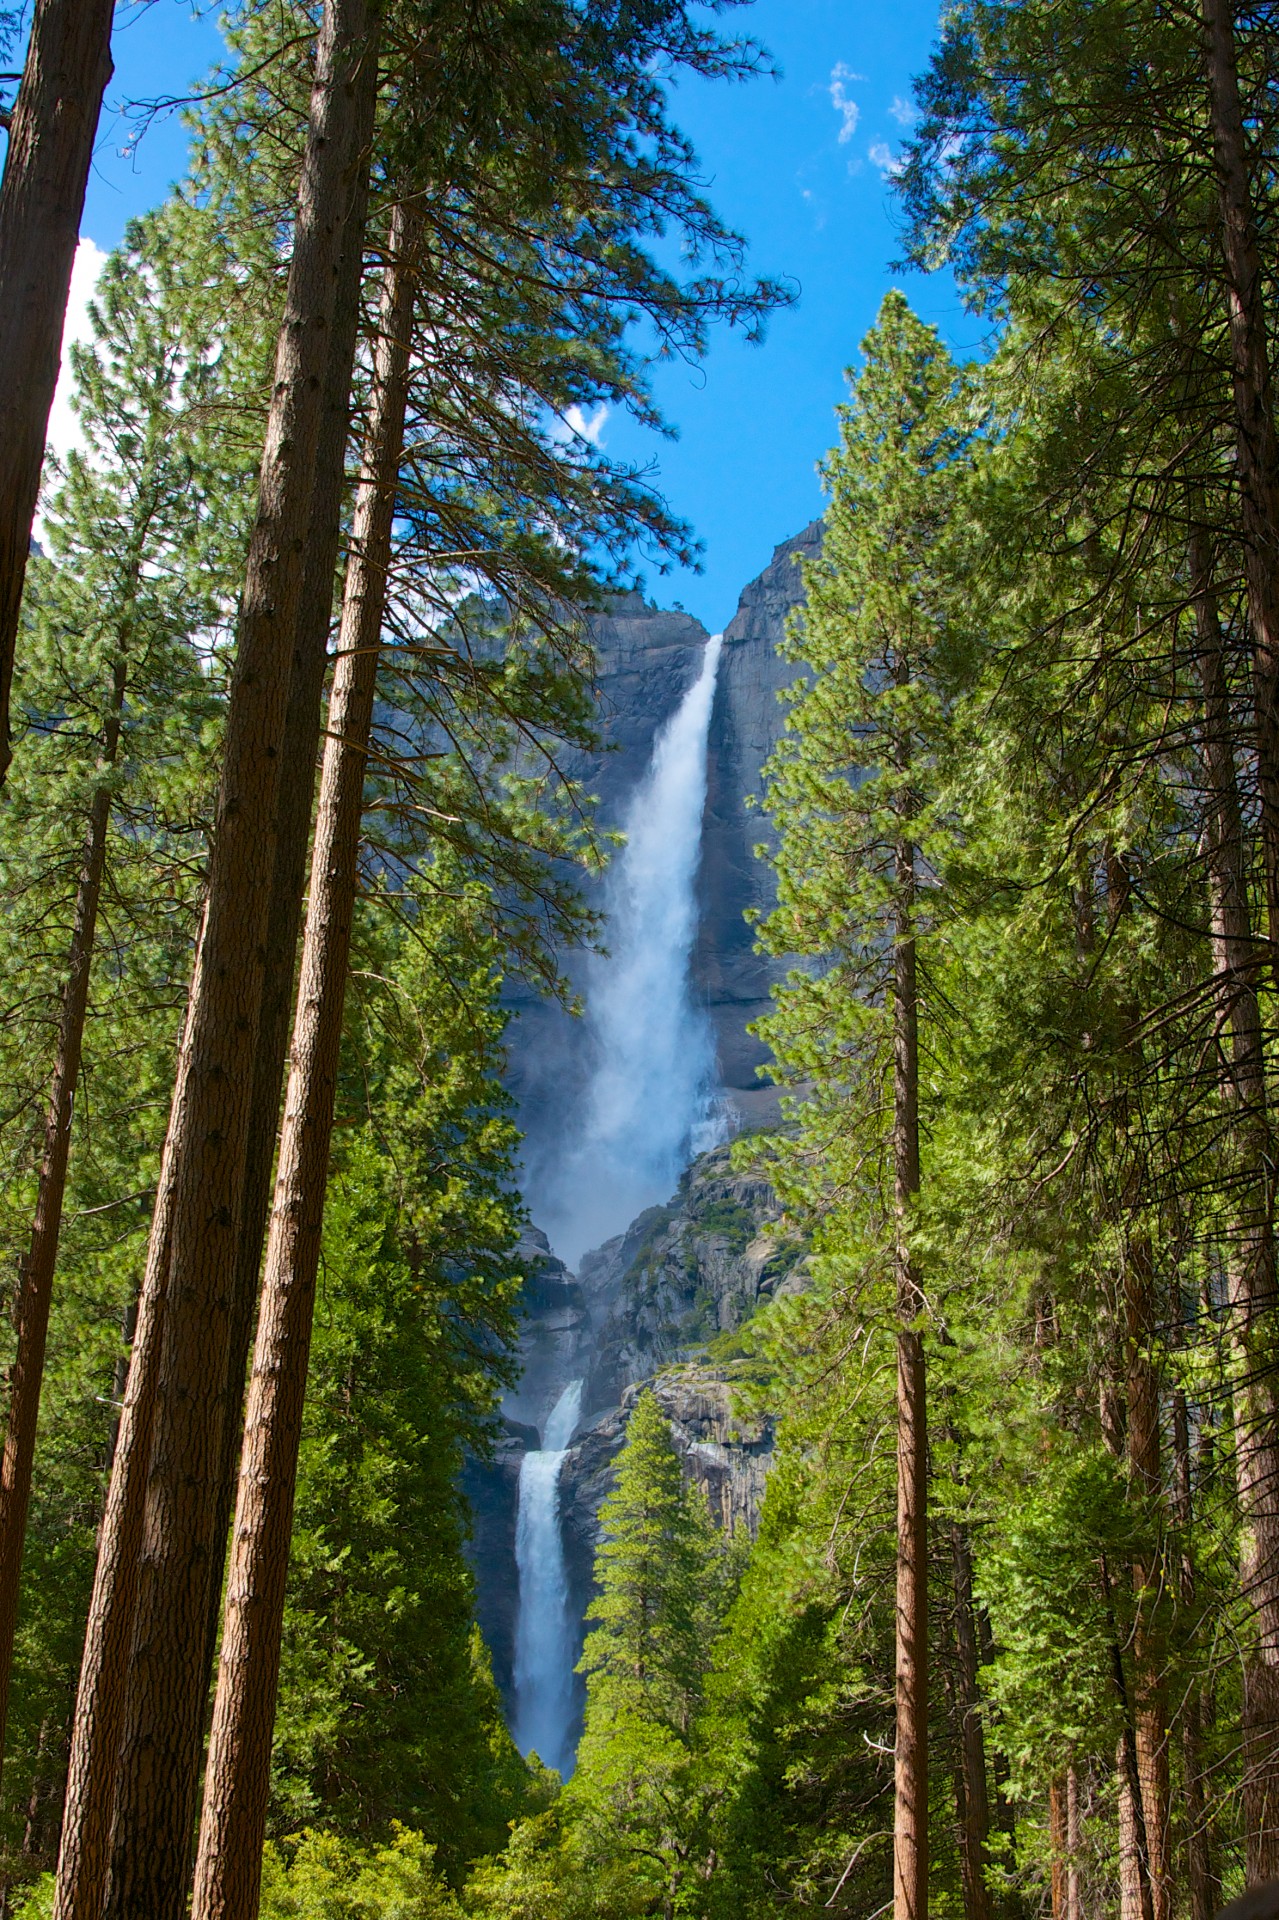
[541,635,725,1267]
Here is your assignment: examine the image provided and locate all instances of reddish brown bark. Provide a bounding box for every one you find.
[1199,0,1279,966]
[0,0,114,787]
[191,202,417,1920]
[197,110,375,1737]
[0,651,125,1787]
[1190,524,1279,1882]
[53,8,380,1917]
[893,824,928,1920]
[1049,1775,1067,1920]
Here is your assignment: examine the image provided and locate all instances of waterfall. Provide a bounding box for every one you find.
[543,634,725,1267]
[512,1378,584,1776]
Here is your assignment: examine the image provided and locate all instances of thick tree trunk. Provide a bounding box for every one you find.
[53,9,380,1918]
[197,124,374,1736]
[948,1521,992,1920]
[1199,0,1279,963]
[0,0,114,788]
[1190,523,1279,1881]
[0,651,125,1786]
[1172,1388,1220,1920]
[191,203,417,1920]
[893,829,928,1920]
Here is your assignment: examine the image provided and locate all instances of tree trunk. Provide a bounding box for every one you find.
[1190,521,1279,1882]
[191,201,417,1920]
[1122,1236,1172,1920]
[948,1521,992,1920]
[1199,0,1279,965]
[1065,1765,1081,1920]
[0,650,125,1787]
[893,826,928,1920]
[197,111,374,1741]
[1050,1775,1066,1920]
[0,0,114,788]
[1172,1388,1220,1920]
[53,9,380,1918]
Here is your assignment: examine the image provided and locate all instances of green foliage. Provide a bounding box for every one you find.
[259,1827,462,1920]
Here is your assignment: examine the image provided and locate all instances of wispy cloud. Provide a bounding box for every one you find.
[889,94,918,127]
[828,62,863,144]
[562,402,609,448]
[869,139,905,178]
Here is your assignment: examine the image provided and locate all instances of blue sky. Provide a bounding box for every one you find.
[46,0,989,628]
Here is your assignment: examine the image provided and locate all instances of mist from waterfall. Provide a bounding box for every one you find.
[512,1379,584,1777]
[543,635,725,1268]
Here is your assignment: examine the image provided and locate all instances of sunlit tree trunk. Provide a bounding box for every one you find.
[191,199,417,1920]
[0,0,114,787]
[1172,1387,1220,1920]
[53,7,380,1916]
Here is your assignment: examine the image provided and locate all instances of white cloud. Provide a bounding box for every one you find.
[869,139,905,178]
[828,63,863,144]
[563,402,608,448]
[45,237,108,472]
[889,95,918,126]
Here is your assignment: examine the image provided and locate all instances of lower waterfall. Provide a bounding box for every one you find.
[512,1379,584,1776]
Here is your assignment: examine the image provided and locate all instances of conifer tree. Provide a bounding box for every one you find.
[572,1390,728,1917]
[757,292,972,1920]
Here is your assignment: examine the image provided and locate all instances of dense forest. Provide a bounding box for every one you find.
[1,0,1278,1916]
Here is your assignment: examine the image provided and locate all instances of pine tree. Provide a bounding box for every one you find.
[756,292,973,1920]
[572,1391,729,1918]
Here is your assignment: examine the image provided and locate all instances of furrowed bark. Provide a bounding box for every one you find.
[197,104,375,1739]
[1050,1775,1067,1920]
[53,9,381,1917]
[1190,522,1279,1881]
[191,202,418,1920]
[0,0,114,788]
[0,650,126,1788]
[1199,0,1279,967]
[893,816,928,1920]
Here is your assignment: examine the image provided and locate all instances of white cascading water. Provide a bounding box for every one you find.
[543,634,725,1267]
[513,1379,584,1776]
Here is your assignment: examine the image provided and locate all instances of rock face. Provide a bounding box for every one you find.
[508,527,818,1195]
[469,529,819,1726]
[697,521,821,1109]
[465,1143,808,1715]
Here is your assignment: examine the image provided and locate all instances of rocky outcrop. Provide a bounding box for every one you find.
[697,521,821,1111]
[464,1142,808,1716]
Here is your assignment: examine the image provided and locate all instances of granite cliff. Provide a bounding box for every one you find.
[468,525,818,1734]
[508,522,819,1202]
